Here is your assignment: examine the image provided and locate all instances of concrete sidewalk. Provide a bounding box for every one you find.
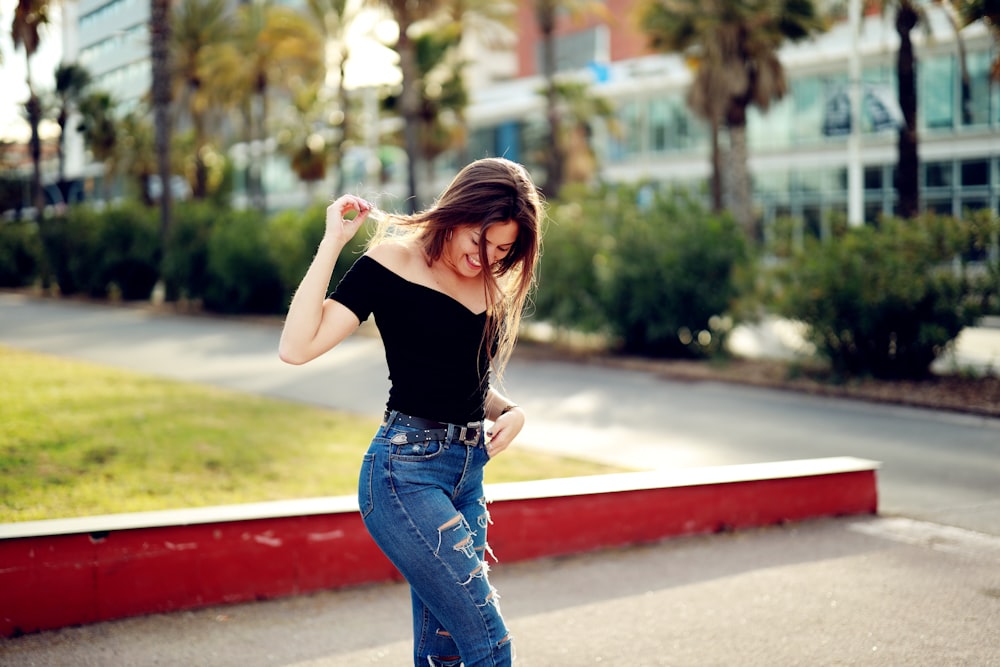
[2,516,999,666]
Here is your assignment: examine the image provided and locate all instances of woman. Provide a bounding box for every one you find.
[279,157,542,667]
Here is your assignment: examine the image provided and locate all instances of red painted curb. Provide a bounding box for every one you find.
[0,458,878,638]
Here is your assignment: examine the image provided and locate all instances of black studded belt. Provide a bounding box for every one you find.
[383,410,484,447]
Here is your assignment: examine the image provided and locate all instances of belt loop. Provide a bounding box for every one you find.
[384,409,399,427]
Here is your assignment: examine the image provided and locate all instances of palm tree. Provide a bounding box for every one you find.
[77,90,119,199]
[535,0,564,199]
[227,0,323,210]
[117,108,159,205]
[11,0,51,214]
[171,0,234,200]
[52,63,91,204]
[532,0,610,199]
[414,24,467,178]
[639,0,824,236]
[150,0,174,245]
[446,0,516,165]
[304,0,360,194]
[889,0,922,219]
[378,0,447,211]
[280,84,330,198]
[551,80,618,186]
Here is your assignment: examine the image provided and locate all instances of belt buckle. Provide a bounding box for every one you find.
[460,421,482,446]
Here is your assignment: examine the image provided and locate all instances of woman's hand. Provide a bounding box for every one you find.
[326,195,375,246]
[485,407,524,457]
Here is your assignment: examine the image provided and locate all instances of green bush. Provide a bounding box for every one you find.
[0,219,43,287]
[203,208,285,314]
[772,213,983,379]
[36,203,159,299]
[161,201,222,303]
[537,184,748,358]
[602,187,747,357]
[967,208,1000,316]
[38,206,105,297]
[98,202,160,300]
[532,183,609,332]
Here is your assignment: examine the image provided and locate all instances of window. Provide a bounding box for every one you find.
[920,55,954,130]
[864,166,883,191]
[612,100,643,159]
[961,160,989,187]
[861,65,897,135]
[801,76,845,144]
[749,95,792,150]
[754,170,790,201]
[924,162,952,189]
[649,98,671,153]
[963,50,992,127]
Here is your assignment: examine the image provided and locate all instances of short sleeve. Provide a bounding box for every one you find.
[328,255,378,323]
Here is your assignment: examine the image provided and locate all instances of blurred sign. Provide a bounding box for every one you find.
[823,86,852,136]
[823,83,903,136]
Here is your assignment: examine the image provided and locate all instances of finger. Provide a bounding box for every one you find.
[486,440,507,458]
[485,431,512,455]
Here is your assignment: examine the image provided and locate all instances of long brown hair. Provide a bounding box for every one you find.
[367,157,543,378]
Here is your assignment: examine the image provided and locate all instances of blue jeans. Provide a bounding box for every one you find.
[358,410,513,667]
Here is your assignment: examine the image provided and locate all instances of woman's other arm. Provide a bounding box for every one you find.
[484,387,525,456]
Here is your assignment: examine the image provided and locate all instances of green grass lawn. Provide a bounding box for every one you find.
[0,345,623,523]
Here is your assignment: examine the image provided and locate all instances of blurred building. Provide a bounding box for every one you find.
[53,0,1000,226]
[465,2,1000,230]
[53,0,151,202]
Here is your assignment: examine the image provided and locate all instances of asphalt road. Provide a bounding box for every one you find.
[1,292,998,536]
[2,292,1000,667]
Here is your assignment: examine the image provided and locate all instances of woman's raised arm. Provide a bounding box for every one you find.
[278,195,372,365]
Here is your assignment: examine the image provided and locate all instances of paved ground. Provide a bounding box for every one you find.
[2,517,999,666]
[1,294,999,665]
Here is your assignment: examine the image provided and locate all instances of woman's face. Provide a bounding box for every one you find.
[443,221,519,279]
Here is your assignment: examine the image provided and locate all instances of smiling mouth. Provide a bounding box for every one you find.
[467,255,482,269]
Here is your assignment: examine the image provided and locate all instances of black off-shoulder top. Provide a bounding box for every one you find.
[329,255,493,425]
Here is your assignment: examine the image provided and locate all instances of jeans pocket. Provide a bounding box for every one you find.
[389,438,445,462]
[358,451,376,519]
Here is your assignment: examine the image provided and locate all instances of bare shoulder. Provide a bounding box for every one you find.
[367,240,426,280]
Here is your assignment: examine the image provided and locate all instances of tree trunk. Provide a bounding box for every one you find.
[725,90,754,237]
[194,116,208,199]
[895,3,920,219]
[254,86,268,211]
[334,44,350,196]
[727,123,754,237]
[709,115,722,212]
[151,0,173,252]
[56,107,68,204]
[26,94,44,214]
[538,1,564,199]
[398,25,420,213]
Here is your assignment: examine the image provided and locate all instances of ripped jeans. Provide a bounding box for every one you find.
[358,410,513,667]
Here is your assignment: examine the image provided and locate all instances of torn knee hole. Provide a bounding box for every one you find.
[438,514,462,531]
[435,628,452,638]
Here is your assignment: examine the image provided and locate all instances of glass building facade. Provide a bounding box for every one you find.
[464,10,1000,230]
